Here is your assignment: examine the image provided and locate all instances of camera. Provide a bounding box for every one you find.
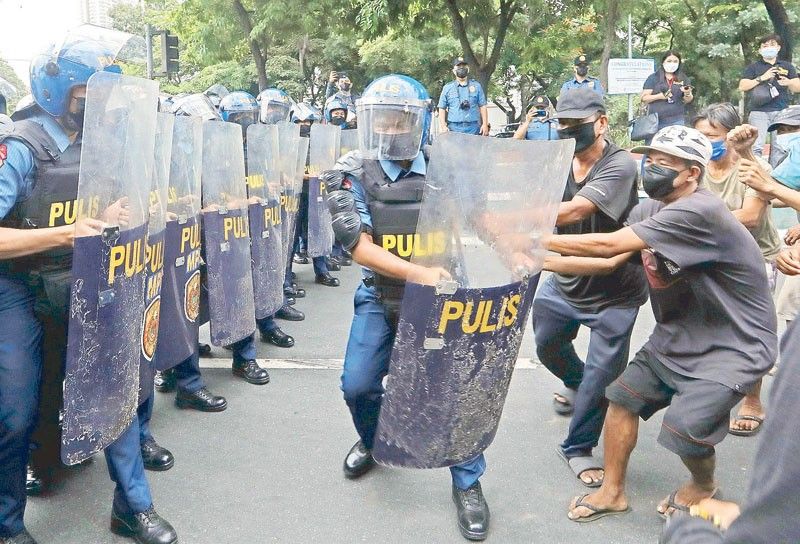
[533,109,548,117]
[459,100,470,110]
[776,67,789,78]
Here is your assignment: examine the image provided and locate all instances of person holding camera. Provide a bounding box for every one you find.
[437,57,489,136]
[738,34,800,157]
[325,70,358,119]
[512,95,558,141]
[640,51,694,141]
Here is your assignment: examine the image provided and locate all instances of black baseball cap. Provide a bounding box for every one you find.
[556,88,605,119]
[453,56,468,67]
[768,106,800,132]
[532,95,551,108]
[574,55,590,66]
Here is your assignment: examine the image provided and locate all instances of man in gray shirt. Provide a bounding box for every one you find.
[545,125,777,522]
[533,88,647,488]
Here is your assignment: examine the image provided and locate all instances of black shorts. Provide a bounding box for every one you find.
[606,349,744,458]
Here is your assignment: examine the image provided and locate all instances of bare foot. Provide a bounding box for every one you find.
[730,396,765,434]
[578,468,604,486]
[568,489,628,521]
[657,481,718,516]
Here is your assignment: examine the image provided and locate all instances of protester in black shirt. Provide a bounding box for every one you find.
[738,34,800,156]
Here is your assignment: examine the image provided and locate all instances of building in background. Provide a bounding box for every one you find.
[81,0,133,28]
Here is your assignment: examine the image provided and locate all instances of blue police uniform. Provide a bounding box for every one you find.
[560,76,604,97]
[525,119,558,141]
[340,153,486,490]
[438,79,487,135]
[0,112,153,523]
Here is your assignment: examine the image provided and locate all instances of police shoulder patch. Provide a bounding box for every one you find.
[0,143,7,169]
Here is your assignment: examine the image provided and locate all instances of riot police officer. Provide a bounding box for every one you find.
[291,103,340,287]
[438,57,489,136]
[328,75,490,541]
[220,90,300,348]
[324,98,353,129]
[0,28,177,544]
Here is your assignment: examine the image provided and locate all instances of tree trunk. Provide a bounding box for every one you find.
[231,0,269,91]
[762,0,793,62]
[600,0,621,91]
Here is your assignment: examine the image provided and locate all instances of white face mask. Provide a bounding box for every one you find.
[663,62,680,74]
[760,46,780,59]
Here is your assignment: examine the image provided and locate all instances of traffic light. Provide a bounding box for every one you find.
[159,31,179,75]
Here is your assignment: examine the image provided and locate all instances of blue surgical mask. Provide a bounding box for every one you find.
[710,139,726,161]
[773,132,800,189]
[760,47,780,60]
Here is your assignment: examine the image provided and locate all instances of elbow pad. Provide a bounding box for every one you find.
[331,210,362,251]
[320,169,345,192]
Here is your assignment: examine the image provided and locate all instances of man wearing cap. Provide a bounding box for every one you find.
[560,55,605,98]
[542,125,776,522]
[438,57,489,136]
[533,88,646,489]
[325,71,358,118]
[512,95,558,140]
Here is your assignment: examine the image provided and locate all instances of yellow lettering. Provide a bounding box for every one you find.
[108,246,126,285]
[382,235,397,252]
[478,300,497,333]
[461,300,483,334]
[503,294,521,327]
[396,235,413,258]
[49,202,64,227]
[224,217,233,240]
[438,301,464,334]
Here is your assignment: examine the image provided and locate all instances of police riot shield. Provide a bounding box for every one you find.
[339,128,359,157]
[62,72,158,464]
[307,124,340,257]
[154,116,203,370]
[246,123,284,318]
[289,137,310,265]
[139,113,172,402]
[277,123,302,269]
[373,132,574,469]
[201,121,256,346]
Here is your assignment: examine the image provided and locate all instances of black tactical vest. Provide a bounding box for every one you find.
[361,158,426,303]
[0,119,80,271]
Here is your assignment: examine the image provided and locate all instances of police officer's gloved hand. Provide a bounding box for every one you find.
[320,169,346,192]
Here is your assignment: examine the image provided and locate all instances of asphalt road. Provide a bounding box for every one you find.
[24,262,768,543]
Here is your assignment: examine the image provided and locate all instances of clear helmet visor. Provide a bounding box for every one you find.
[173,94,221,121]
[260,101,290,124]
[357,101,424,161]
[55,24,147,68]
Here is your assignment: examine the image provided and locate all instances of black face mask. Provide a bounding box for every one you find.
[576,66,589,77]
[330,116,346,126]
[557,120,598,154]
[340,82,351,92]
[299,124,311,137]
[642,163,682,200]
[63,97,86,133]
[455,67,469,78]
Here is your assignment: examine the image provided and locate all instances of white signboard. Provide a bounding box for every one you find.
[608,58,655,95]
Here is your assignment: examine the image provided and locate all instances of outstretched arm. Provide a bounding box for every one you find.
[547,226,648,258]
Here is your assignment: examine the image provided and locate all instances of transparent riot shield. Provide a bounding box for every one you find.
[307,124,340,257]
[201,121,257,346]
[373,132,575,469]
[139,112,172,403]
[62,72,158,465]
[339,128,359,157]
[277,123,301,270]
[154,116,203,370]
[246,123,284,318]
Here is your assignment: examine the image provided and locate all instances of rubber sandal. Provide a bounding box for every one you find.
[568,493,631,523]
[658,488,720,519]
[729,415,764,437]
[553,387,576,416]
[557,447,604,488]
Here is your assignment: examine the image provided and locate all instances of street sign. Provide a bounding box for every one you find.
[608,58,655,95]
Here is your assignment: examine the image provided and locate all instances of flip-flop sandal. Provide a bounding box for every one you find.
[556,447,604,488]
[729,415,764,437]
[568,493,631,523]
[553,387,576,416]
[658,488,720,520]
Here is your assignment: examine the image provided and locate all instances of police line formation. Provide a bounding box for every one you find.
[3,23,800,544]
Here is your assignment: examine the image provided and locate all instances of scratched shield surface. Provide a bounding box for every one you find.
[62,72,159,465]
[277,122,301,275]
[154,115,203,370]
[138,112,172,402]
[246,123,285,318]
[201,120,256,346]
[306,123,340,258]
[373,132,575,468]
[339,127,358,157]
